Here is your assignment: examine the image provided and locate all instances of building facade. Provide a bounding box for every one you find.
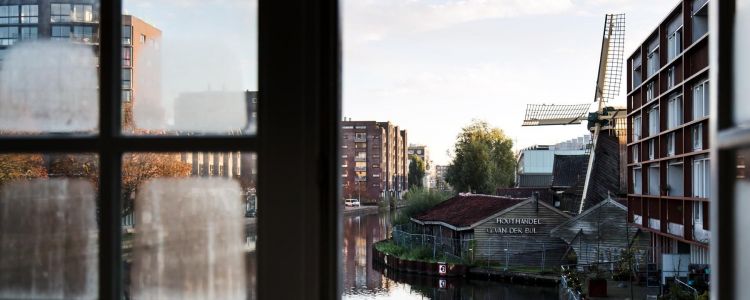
[341,120,408,204]
[516,137,590,188]
[407,144,434,189]
[626,0,710,267]
[435,165,451,192]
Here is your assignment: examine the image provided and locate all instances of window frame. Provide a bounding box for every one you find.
[0,1,342,299]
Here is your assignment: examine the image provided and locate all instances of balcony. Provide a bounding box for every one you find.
[354,166,367,171]
[694,226,711,243]
[354,157,367,162]
[649,218,660,230]
[633,214,643,225]
[667,222,684,237]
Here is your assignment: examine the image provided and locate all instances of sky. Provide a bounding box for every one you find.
[342,0,680,165]
[122,0,680,165]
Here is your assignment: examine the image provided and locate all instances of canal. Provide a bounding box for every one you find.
[342,209,560,299]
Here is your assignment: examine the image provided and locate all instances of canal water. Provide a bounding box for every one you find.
[342,209,560,299]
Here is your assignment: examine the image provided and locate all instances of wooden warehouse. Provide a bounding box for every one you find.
[411,194,572,268]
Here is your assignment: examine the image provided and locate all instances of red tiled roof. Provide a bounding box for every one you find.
[413,194,525,228]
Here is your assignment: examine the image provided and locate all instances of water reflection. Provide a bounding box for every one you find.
[342,210,559,299]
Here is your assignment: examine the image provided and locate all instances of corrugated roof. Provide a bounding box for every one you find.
[552,154,589,188]
[413,194,524,228]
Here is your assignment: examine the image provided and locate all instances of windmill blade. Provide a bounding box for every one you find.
[594,14,626,104]
[522,103,592,126]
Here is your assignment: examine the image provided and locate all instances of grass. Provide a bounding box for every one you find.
[375,240,465,264]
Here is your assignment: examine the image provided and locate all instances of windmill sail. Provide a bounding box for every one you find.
[522,103,591,126]
[594,14,626,104]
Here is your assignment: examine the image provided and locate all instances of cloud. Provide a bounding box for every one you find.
[344,0,575,44]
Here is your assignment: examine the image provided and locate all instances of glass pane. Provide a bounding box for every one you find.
[122,152,256,299]
[0,153,99,299]
[0,1,99,135]
[121,2,257,135]
[735,0,750,125]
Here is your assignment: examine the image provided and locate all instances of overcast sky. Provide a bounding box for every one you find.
[124,0,680,165]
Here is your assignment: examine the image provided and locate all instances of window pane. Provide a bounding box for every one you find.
[0,40,98,134]
[122,2,257,135]
[122,152,257,299]
[0,153,99,299]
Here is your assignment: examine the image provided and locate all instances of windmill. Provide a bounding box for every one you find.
[522,14,626,214]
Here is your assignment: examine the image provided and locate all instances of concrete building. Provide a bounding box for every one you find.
[435,165,451,192]
[341,120,408,204]
[626,0,710,268]
[407,144,434,189]
[516,135,590,188]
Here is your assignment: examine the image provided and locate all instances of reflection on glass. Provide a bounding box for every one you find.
[122,152,257,299]
[0,41,98,134]
[131,178,245,299]
[122,1,257,135]
[0,174,98,299]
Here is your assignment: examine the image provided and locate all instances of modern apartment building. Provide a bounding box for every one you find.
[341,120,407,204]
[407,144,434,189]
[121,14,161,121]
[626,0,710,267]
[435,165,450,192]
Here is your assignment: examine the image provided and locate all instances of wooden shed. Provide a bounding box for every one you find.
[550,197,651,267]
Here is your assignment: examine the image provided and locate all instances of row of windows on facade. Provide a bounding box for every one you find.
[0,4,94,24]
[631,1,708,88]
[632,155,709,199]
[631,79,709,142]
[631,123,704,165]
[0,25,95,45]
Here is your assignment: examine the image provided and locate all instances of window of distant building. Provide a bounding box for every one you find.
[122,68,131,89]
[0,27,18,46]
[646,82,655,101]
[0,5,20,24]
[693,79,709,119]
[667,66,676,88]
[72,4,93,22]
[649,139,656,160]
[692,123,703,150]
[647,39,659,77]
[72,25,94,42]
[632,167,641,194]
[122,90,132,102]
[140,33,146,44]
[122,47,132,66]
[667,132,676,156]
[667,22,682,61]
[633,114,642,141]
[20,27,37,40]
[122,25,132,45]
[667,93,683,128]
[51,4,72,22]
[649,105,660,136]
[355,142,367,149]
[633,144,640,163]
[20,5,38,24]
[693,155,710,198]
[51,25,70,40]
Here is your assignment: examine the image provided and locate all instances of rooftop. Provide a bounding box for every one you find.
[413,194,524,228]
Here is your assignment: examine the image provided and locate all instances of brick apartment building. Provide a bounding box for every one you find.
[626,0,710,267]
[341,120,408,204]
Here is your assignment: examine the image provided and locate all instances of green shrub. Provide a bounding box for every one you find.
[375,241,406,257]
[394,187,451,225]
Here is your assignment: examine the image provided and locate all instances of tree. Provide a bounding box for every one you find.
[121,153,192,215]
[408,154,426,189]
[0,154,48,186]
[445,120,515,194]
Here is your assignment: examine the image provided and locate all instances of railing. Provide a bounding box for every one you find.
[667,222,684,237]
[674,278,698,298]
[649,218,661,230]
[354,157,367,162]
[354,166,367,171]
[354,137,366,142]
